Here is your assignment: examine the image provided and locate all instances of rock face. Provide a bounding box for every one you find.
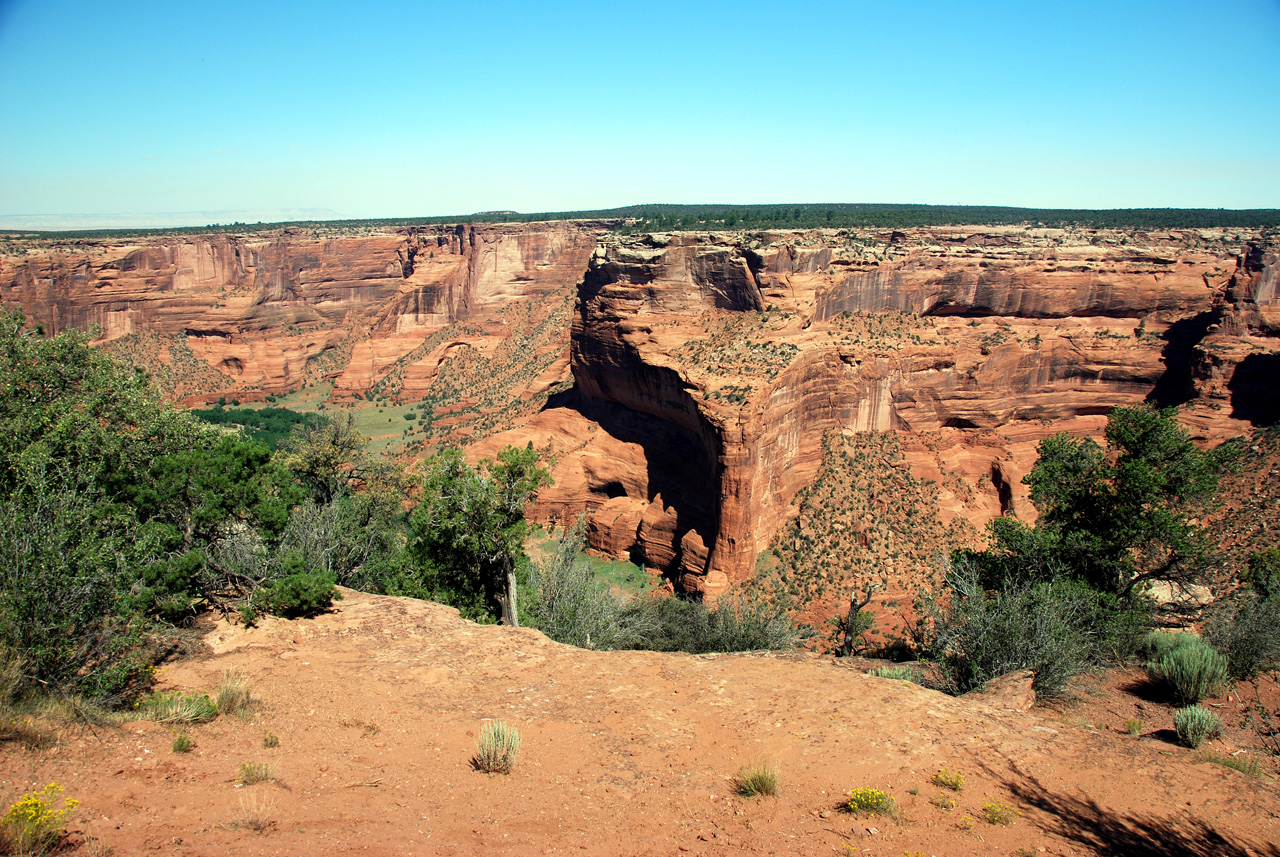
[543,226,1279,596]
[4,222,1278,603]
[0,223,597,410]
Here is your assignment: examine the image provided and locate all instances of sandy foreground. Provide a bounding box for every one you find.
[3,588,1278,856]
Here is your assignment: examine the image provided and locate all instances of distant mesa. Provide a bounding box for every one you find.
[0,208,344,231]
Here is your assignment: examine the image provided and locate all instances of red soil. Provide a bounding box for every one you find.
[3,590,1277,856]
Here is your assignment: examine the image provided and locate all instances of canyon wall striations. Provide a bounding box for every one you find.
[3,223,1276,610]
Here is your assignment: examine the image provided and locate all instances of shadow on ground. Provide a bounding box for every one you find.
[1003,769,1279,857]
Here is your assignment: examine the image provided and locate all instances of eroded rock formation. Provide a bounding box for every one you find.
[0,223,596,448]
[4,222,1277,607]
[491,225,1279,601]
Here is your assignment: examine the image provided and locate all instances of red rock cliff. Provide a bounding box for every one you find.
[0,223,597,413]
[536,226,1279,596]
[5,222,1277,601]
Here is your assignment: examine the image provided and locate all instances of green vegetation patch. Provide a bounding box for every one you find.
[676,312,801,383]
[189,406,320,449]
[772,430,975,615]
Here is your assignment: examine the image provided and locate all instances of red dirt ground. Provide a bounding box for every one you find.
[3,589,1278,856]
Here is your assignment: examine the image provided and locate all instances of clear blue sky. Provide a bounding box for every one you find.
[1,0,1277,225]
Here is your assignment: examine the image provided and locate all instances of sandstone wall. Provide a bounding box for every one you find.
[560,226,1279,594]
[4,222,1277,599]
[0,223,597,402]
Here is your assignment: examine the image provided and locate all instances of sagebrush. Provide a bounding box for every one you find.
[472,720,521,774]
[1174,705,1222,749]
[1145,637,1228,704]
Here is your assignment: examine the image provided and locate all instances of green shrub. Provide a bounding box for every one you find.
[1140,630,1198,661]
[1174,705,1222,748]
[172,731,194,753]
[528,521,798,654]
[1124,717,1144,736]
[733,761,779,797]
[0,462,156,705]
[1205,593,1280,679]
[0,311,391,706]
[237,762,273,785]
[618,591,799,654]
[252,567,340,618]
[472,720,521,774]
[1145,637,1228,704]
[867,665,923,683]
[526,521,624,649]
[925,560,1145,697]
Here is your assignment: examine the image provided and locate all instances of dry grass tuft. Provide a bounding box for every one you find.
[232,790,276,834]
[733,760,779,797]
[215,670,253,718]
[136,691,217,724]
[1197,748,1263,777]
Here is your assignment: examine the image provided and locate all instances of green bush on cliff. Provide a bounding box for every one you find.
[0,309,359,704]
[922,405,1228,697]
[1205,549,1280,679]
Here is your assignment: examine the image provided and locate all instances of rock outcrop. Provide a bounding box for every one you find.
[4,222,1277,606]
[0,223,596,409]
[524,226,1279,598]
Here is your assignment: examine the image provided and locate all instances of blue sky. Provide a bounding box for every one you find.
[1,0,1277,225]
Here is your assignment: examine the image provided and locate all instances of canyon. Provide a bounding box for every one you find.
[3,221,1277,622]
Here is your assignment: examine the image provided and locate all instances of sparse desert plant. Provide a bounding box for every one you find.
[733,760,779,797]
[262,730,280,749]
[472,720,521,774]
[1174,705,1223,749]
[980,798,1018,825]
[1146,638,1229,704]
[137,690,217,724]
[1197,748,1261,777]
[233,789,275,834]
[1124,717,1144,736]
[1,783,79,853]
[930,792,957,810]
[958,814,974,830]
[842,787,896,816]
[172,731,194,753]
[867,666,923,683]
[931,768,964,791]
[237,761,274,785]
[215,670,252,717]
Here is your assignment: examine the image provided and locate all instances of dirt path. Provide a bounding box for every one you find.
[4,589,1278,856]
